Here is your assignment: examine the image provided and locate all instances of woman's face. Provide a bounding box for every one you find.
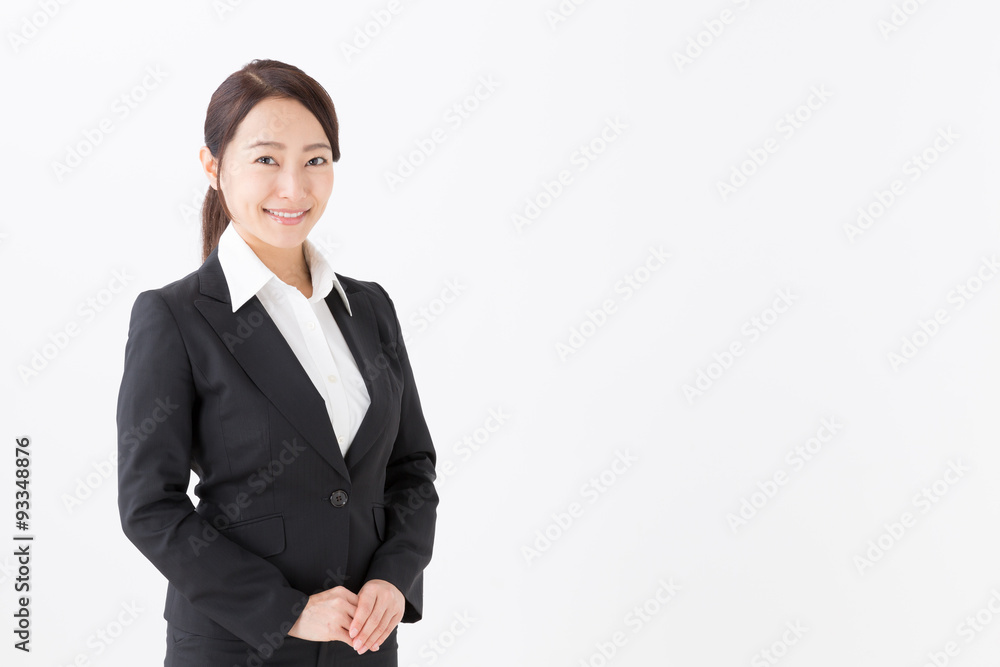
[204,96,334,252]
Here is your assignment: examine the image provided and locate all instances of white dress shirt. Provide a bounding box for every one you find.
[217,222,370,457]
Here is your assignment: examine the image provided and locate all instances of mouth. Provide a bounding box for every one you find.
[264,208,309,225]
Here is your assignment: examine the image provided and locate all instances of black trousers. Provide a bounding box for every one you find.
[165,623,398,667]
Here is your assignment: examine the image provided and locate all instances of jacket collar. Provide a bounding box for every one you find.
[216,222,352,315]
[193,244,390,481]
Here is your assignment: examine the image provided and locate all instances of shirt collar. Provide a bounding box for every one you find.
[217,221,352,316]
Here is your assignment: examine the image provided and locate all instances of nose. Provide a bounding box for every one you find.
[274,164,307,201]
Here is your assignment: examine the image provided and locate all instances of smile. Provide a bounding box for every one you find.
[264,209,308,224]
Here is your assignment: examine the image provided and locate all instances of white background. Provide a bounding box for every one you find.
[2,1,1000,665]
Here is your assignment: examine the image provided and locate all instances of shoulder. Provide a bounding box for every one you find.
[156,266,203,300]
[127,265,203,325]
[335,273,404,344]
[335,273,399,314]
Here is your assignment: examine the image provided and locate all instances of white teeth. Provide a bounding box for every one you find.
[266,209,305,218]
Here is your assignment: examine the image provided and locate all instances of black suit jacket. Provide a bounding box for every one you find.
[116,245,438,650]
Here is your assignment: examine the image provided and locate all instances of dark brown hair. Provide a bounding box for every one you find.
[200,59,340,262]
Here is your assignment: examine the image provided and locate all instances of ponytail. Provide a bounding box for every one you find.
[201,183,231,263]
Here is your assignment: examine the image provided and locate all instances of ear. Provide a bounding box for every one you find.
[198,146,220,190]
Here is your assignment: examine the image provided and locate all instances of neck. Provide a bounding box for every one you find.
[232,223,311,286]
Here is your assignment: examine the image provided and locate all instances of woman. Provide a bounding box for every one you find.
[116,59,438,666]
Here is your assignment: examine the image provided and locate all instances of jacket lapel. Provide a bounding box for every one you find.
[324,283,391,470]
[193,246,390,482]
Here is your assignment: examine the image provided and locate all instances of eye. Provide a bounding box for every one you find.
[308,156,328,166]
[256,156,277,165]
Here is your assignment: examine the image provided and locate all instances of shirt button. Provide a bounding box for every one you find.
[307,321,316,331]
[329,490,349,507]
[338,435,345,444]
[327,374,337,383]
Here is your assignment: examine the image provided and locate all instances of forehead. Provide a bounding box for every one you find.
[233,97,325,146]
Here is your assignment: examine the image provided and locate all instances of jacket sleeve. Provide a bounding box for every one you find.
[116,290,308,646]
[363,283,439,623]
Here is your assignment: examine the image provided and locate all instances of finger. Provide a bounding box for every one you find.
[368,620,397,653]
[353,603,388,654]
[339,587,359,606]
[326,586,359,607]
[349,591,375,640]
[322,599,356,644]
[335,614,356,644]
[369,606,402,653]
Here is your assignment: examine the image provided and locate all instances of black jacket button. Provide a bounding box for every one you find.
[329,490,349,507]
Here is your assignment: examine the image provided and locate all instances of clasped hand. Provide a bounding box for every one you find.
[287,579,404,654]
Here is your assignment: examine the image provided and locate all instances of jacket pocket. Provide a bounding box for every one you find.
[373,504,386,542]
[218,513,286,558]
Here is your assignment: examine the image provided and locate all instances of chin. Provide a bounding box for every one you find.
[265,230,309,248]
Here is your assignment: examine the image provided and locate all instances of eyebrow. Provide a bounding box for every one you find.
[246,140,332,152]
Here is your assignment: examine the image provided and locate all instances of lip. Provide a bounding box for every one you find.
[264,208,309,225]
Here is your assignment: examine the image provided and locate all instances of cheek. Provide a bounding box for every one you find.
[229,173,272,207]
[314,173,334,198]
